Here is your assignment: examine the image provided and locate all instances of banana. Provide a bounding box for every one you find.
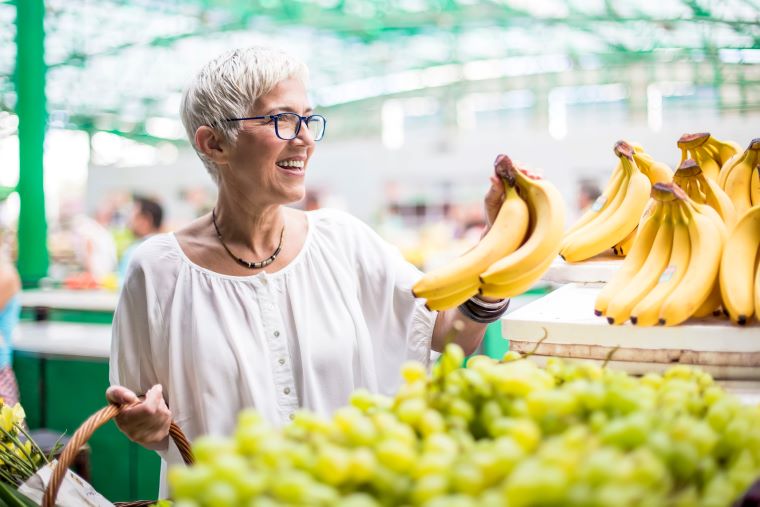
[594,200,663,316]
[479,157,566,285]
[632,149,673,185]
[658,199,724,326]
[722,139,760,217]
[612,227,637,256]
[412,179,530,303]
[719,152,742,188]
[678,133,723,181]
[630,204,691,326]
[605,203,674,325]
[692,147,722,181]
[751,165,760,207]
[755,255,760,324]
[564,163,625,237]
[719,205,760,325]
[693,279,722,318]
[706,136,741,167]
[424,284,480,311]
[674,159,736,228]
[560,142,651,263]
[478,254,556,299]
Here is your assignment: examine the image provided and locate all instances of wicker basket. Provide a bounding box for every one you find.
[42,401,194,507]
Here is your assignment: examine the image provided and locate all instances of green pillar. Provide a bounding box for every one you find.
[15,0,48,286]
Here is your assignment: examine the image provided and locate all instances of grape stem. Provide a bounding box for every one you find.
[601,345,621,369]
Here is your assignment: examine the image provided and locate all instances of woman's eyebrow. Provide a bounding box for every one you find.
[265,105,314,115]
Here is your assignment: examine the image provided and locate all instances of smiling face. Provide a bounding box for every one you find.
[220,77,316,205]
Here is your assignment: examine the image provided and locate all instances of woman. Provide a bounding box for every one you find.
[107,46,510,493]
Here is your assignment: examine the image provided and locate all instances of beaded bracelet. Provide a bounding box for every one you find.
[457,296,510,324]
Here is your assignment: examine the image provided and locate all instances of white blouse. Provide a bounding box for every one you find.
[109,208,437,495]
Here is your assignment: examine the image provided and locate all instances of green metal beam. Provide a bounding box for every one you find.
[15,0,48,286]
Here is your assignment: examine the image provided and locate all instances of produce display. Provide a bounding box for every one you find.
[595,183,726,326]
[719,205,760,325]
[677,133,740,182]
[559,141,661,263]
[412,154,565,309]
[166,345,760,507]
[718,138,760,216]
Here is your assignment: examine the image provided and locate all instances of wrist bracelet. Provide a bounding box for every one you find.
[457,296,510,324]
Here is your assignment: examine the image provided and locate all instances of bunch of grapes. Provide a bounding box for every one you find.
[166,345,760,507]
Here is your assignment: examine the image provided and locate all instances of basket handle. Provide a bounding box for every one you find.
[42,401,194,507]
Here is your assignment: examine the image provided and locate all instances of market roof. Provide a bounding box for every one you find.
[0,0,758,141]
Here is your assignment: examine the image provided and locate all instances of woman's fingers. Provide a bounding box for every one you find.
[484,174,505,227]
[105,385,138,405]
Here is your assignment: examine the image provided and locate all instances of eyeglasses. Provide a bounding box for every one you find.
[224,112,327,141]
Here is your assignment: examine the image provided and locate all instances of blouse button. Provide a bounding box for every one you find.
[283,387,291,395]
[274,330,280,337]
[278,358,286,365]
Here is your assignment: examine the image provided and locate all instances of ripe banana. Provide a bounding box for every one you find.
[478,253,556,299]
[721,139,760,217]
[706,136,741,167]
[693,279,722,319]
[594,200,663,316]
[632,149,673,185]
[630,204,691,326]
[412,178,530,305]
[755,256,760,324]
[673,159,736,228]
[560,142,651,262]
[679,133,740,181]
[719,205,760,325]
[479,157,566,285]
[424,284,480,311]
[605,203,674,325]
[658,198,724,326]
[612,228,637,257]
[751,166,760,207]
[565,164,625,237]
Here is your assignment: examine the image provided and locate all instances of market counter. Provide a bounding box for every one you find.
[12,321,160,503]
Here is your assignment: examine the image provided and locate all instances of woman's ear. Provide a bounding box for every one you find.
[195,126,228,165]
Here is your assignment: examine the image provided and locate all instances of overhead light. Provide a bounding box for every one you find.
[145,117,185,140]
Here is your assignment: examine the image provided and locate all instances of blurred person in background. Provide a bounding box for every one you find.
[107,46,512,495]
[0,250,20,407]
[577,178,602,213]
[118,196,164,284]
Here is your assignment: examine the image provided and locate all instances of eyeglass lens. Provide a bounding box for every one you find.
[275,113,325,141]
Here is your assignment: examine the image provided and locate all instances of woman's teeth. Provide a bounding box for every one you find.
[277,160,304,169]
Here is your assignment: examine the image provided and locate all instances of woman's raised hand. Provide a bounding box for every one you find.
[105,384,172,451]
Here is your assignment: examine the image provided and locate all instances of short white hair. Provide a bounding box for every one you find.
[180,46,309,184]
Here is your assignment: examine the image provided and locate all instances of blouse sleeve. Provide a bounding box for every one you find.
[109,257,163,396]
[346,213,438,371]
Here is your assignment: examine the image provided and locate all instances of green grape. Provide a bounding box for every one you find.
[413,451,455,478]
[193,435,237,464]
[487,417,540,452]
[421,493,477,507]
[526,388,579,420]
[334,493,382,507]
[460,368,492,398]
[423,433,459,456]
[701,473,736,507]
[722,416,751,452]
[349,447,378,483]
[450,462,485,496]
[315,445,352,486]
[401,361,427,384]
[410,473,449,504]
[269,469,313,503]
[376,438,417,473]
[670,441,699,482]
[202,482,238,507]
[599,412,649,450]
[466,355,497,372]
[418,409,446,436]
[503,460,569,507]
[440,344,465,376]
[396,398,427,426]
[169,463,214,500]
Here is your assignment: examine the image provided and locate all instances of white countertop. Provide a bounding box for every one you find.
[13,321,111,360]
[19,289,120,313]
[542,254,623,285]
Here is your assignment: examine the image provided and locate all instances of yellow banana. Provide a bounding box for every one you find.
[412,181,530,302]
[478,253,556,299]
[693,279,722,318]
[706,136,741,167]
[632,149,673,185]
[751,165,760,207]
[424,284,480,311]
[479,157,566,285]
[612,227,637,256]
[605,203,674,325]
[674,160,736,228]
[560,143,651,262]
[755,256,760,324]
[564,162,625,237]
[692,147,722,181]
[594,200,663,316]
[630,205,691,326]
[722,139,760,217]
[658,200,724,326]
[719,152,742,188]
[719,205,760,325]
[678,133,725,181]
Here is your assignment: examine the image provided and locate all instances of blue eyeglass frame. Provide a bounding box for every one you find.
[223,113,327,141]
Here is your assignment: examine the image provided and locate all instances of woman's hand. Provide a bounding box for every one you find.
[105,384,172,451]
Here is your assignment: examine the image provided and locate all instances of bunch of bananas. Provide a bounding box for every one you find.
[560,141,655,263]
[595,183,726,326]
[720,205,760,325]
[678,132,741,181]
[718,138,760,217]
[673,159,737,228]
[412,155,565,309]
